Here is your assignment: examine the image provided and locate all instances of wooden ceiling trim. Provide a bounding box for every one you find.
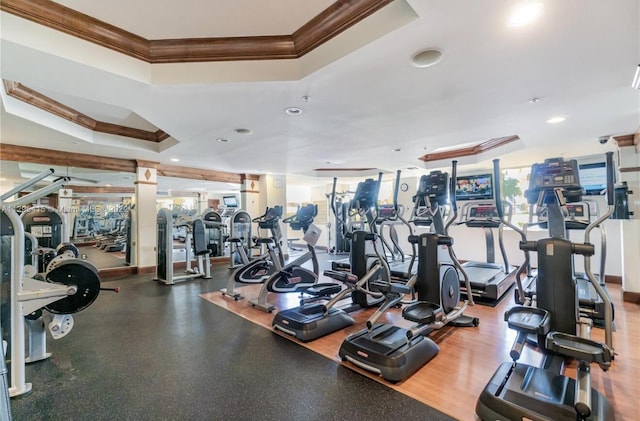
[93,121,160,142]
[4,80,96,130]
[0,0,150,61]
[1,0,393,63]
[0,144,256,185]
[0,143,138,173]
[67,185,135,194]
[157,164,243,184]
[613,134,636,147]
[149,36,297,63]
[293,0,394,56]
[241,174,261,182]
[3,80,169,143]
[419,135,520,162]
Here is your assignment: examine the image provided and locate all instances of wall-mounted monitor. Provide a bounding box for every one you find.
[455,173,493,201]
[578,162,608,195]
[223,196,238,208]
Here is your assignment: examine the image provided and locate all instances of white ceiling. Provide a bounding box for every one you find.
[0,0,638,186]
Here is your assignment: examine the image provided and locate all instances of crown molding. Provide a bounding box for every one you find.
[419,135,520,163]
[3,80,168,143]
[0,143,259,184]
[613,133,637,148]
[0,143,138,173]
[1,0,393,63]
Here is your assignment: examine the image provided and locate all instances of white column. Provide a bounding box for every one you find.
[58,187,73,242]
[258,174,287,252]
[134,164,157,269]
[240,175,261,218]
[617,143,640,294]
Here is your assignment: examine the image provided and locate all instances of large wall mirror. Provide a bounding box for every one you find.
[0,161,243,274]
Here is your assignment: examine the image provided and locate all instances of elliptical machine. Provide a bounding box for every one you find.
[249,204,341,312]
[271,175,387,341]
[338,161,478,382]
[476,155,616,421]
[220,206,285,300]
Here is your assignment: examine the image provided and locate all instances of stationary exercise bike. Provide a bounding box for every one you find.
[476,155,616,421]
[221,206,285,300]
[249,204,341,312]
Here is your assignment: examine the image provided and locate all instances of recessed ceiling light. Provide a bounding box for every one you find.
[507,1,543,27]
[217,138,229,143]
[285,107,302,116]
[0,178,6,181]
[105,184,112,187]
[392,148,402,152]
[171,158,180,162]
[546,116,566,124]
[411,49,443,68]
[529,97,541,103]
[235,128,253,135]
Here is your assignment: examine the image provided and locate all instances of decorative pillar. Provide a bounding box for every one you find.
[58,188,73,242]
[258,174,288,252]
[240,174,261,218]
[134,161,158,272]
[197,192,209,215]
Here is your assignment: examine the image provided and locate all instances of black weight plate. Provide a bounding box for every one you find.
[440,266,460,314]
[56,242,80,258]
[45,259,101,314]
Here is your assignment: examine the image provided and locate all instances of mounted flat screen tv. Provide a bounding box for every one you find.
[579,162,609,195]
[223,196,238,208]
[455,173,493,201]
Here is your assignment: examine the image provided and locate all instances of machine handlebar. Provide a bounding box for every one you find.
[493,159,505,220]
[450,160,458,213]
[605,151,615,206]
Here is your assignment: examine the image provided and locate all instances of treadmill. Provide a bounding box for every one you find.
[457,201,516,301]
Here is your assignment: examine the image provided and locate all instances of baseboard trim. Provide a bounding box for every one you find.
[622,290,640,304]
[99,266,137,278]
[605,275,622,285]
[136,265,156,275]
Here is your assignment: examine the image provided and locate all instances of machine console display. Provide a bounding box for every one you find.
[415,171,449,206]
[526,158,583,204]
[351,178,379,211]
[469,205,498,219]
[376,204,397,223]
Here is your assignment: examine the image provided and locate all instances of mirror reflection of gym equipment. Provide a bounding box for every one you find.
[1,169,117,398]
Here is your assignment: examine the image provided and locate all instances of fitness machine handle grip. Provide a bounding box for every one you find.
[323,270,358,284]
[437,236,453,247]
[605,151,615,206]
[493,159,505,219]
[572,243,595,256]
[408,235,420,244]
[519,241,537,252]
[510,331,528,361]
[450,160,458,212]
[393,170,401,211]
